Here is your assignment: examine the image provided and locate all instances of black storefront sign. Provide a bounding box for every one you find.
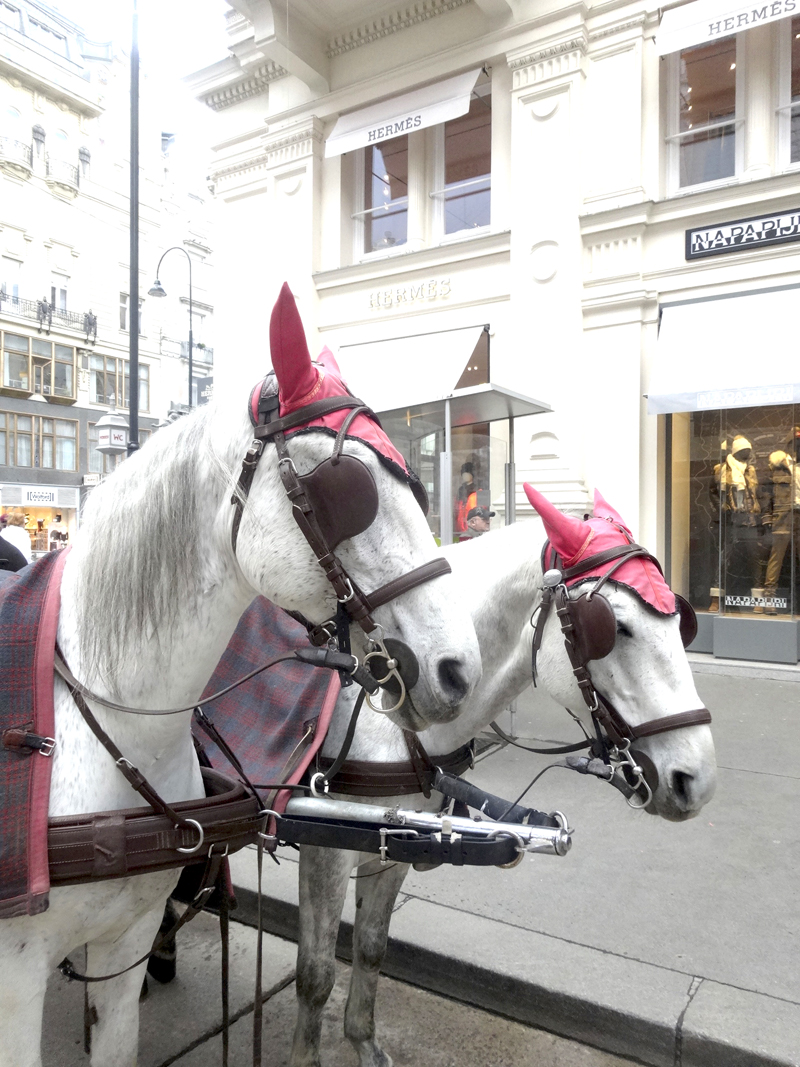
[686,209,800,260]
[197,376,214,405]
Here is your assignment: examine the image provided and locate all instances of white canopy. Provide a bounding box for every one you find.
[656,0,796,55]
[335,325,487,412]
[325,69,481,158]
[649,287,800,413]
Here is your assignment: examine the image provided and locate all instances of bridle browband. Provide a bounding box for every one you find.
[529,539,711,805]
[230,387,451,708]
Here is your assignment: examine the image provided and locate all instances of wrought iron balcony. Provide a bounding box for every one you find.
[0,137,33,178]
[45,155,79,195]
[180,341,213,365]
[0,293,97,342]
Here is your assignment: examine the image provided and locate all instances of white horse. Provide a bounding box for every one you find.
[291,488,717,1067]
[0,287,482,1067]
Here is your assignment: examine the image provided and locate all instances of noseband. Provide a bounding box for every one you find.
[230,386,450,709]
[529,539,711,804]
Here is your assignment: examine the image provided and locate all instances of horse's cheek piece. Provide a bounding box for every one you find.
[530,545,711,806]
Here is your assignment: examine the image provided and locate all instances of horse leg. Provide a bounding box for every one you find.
[85,903,165,1067]
[290,845,357,1067]
[344,856,411,1067]
[0,935,49,1067]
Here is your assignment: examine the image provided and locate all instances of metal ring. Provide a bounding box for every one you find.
[176,818,205,855]
[309,772,329,797]
[367,674,406,714]
[487,829,526,869]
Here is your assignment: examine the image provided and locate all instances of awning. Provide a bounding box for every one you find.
[656,0,796,55]
[648,286,800,413]
[336,324,489,411]
[325,69,480,158]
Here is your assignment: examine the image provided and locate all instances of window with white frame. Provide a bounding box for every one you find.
[0,2,20,31]
[668,38,739,191]
[348,72,492,259]
[119,292,143,334]
[433,84,492,237]
[50,275,67,311]
[0,256,20,301]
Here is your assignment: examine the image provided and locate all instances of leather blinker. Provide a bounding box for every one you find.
[570,593,617,662]
[675,594,698,649]
[298,454,379,550]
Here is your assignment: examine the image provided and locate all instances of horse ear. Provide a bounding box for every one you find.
[270,282,318,411]
[523,483,593,563]
[593,488,633,534]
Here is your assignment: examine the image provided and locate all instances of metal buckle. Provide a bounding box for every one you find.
[337,577,356,603]
[37,736,56,757]
[378,826,419,865]
[176,818,205,855]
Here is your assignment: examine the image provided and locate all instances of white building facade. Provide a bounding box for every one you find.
[190,0,800,663]
[0,0,215,556]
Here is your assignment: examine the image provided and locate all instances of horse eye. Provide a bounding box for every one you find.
[616,622,633,638]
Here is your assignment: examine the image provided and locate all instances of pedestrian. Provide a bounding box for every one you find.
[0,512,32,563]
[462,505,495,538]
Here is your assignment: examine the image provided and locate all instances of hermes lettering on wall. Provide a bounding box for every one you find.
[369,278,451,310]
[706,0,796,39]
[686,209,800,260]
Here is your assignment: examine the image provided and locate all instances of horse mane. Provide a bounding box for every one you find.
[73,404,244,691]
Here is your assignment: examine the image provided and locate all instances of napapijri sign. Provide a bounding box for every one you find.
[686,209,800,260]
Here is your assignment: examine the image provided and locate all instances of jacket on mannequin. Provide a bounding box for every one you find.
[711,435,760,526]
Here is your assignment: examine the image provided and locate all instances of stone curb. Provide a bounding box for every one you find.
[228,852,800,1067]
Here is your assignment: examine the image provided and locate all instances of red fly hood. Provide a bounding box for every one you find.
[253,283,408,473]
[524,484,676,614]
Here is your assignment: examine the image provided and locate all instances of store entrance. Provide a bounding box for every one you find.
[377,383,548,545]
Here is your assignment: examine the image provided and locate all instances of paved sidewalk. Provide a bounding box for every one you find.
[228,666,800,1067]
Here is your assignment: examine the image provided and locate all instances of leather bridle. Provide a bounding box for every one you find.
[230,384,451,710]
[530,540,711,805]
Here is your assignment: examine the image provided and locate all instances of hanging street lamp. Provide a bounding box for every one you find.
[95,408,130,456]
[148,245,193,408]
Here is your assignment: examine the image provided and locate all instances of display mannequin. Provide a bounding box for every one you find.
[762,425,800,613]
[455,461,477,534]
[711,434,764,610]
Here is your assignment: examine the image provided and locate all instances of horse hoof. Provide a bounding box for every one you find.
[146,954,177,983]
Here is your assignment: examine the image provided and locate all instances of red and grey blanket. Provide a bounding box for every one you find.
[0,554,338,917]
[0,550,68,918]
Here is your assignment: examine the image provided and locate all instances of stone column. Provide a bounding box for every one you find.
[743,23,774,178]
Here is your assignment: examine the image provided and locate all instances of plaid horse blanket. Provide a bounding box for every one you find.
[194,598,340,813]
[0,550,68,918]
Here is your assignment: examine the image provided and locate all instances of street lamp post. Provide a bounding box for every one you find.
[149,246,193,408]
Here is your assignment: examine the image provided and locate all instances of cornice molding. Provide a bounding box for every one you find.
[263,117,325,168]
[210,151,269,186]
[508,36,586,71]
[588,13,647,43]
[326,0,473,57]
[200,61,286,112]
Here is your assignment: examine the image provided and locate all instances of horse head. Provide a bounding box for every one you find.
[232,284,481,731]
[525,484,717,821]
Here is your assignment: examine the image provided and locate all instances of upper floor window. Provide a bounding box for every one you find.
[50,276,67,311]
[434,85,492,236]
[0,411,77,470]
[119,292,143,334]
[0,2,20,31]
[26,17,67,57]
[0,256,20,301]
[0,331,76,401]
[668,39,739,191]
[88,354,149,412]
[346,70,492,261]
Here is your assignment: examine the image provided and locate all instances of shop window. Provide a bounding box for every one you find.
[0,410,77,470]
[433,86,492,237]
[670,405,800,618]
[358,136,409,254]
[668,39,739,191]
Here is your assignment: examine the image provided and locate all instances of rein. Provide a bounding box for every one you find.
[230,387,451,711]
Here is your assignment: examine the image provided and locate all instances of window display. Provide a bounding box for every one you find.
[671,405,800,618]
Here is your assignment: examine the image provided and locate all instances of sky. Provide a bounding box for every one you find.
[50,0,232,133]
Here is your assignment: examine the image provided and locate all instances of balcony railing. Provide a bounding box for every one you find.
[45,155,79,193]
[0,293,97,342]
[0,137,33,176]
[180,341,213,365]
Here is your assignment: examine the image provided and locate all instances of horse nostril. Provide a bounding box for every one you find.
[437,657,470,706]
[671,770,694,806]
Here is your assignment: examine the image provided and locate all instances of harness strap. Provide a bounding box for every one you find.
[59,845,227,984]
[315,742,474,796]
[366,558,452,613]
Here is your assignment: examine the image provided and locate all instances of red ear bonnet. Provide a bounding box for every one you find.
[259,283,409,473]
[524,484,676,614]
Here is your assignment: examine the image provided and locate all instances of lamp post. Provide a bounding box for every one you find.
[149,246,193,408]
